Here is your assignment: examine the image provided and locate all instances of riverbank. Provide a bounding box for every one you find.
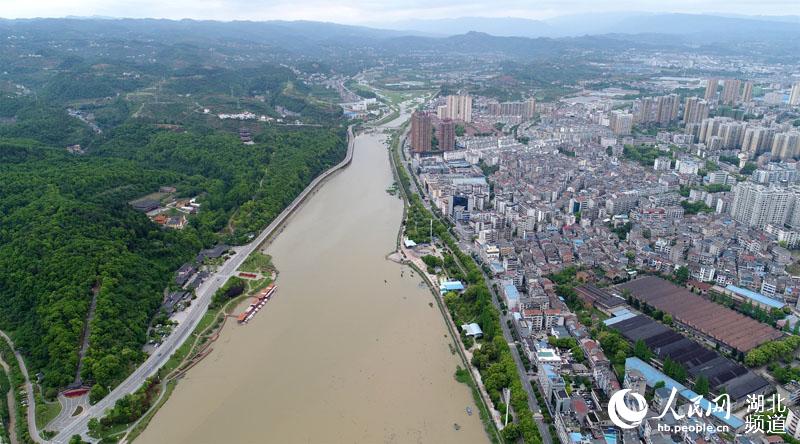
[385,106,545,443]
[384,119,504,444]
[106,274,274,443]
[51,125,358,444]
[135,107,486,444]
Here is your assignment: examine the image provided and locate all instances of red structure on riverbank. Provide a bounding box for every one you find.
[237,283,277,324]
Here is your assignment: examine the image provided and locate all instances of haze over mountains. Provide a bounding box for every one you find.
[4,11,799,41]
[377,12,800,40]
[1,12,798,63]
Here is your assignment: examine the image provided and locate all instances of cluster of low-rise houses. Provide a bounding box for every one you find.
[129,187,201,230]
[410,71,800,444]
[415,79,800,311]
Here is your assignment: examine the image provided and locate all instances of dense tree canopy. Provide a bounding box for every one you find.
[0,90,346,388]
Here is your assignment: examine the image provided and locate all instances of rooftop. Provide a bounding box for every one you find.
[462,323,483,337]
[603,310,637,327]
[504,284,520,301]
[724,284,786,309]
[576,285,626,309]
[610,314,769,401]
[619,276,782,353]
[625,357,744,430]
[440,280,465,292]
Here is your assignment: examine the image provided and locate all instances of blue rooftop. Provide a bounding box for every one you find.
[604,312,637,326]
[440,281,465,292]
[604,308,636,326]
[504,284,520,301]
[625,357,744,430]
[462,323,483,337]
[611,308,634,316]
[725,284,785,309]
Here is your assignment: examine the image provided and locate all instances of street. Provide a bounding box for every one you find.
[398,128,556,444]
[50,126,357,443]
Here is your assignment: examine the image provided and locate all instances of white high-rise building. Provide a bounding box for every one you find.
[634,97,655,123]
[772,131,800,160]
[699,117,734,144]
[656,94,680,125]
[721,79,741,105]
[730,182,793,228]
[704,78,718,102]
[442,95,473,123]
[609,110,633,135]
[683,97,709,125]
[741,127,775,157]
[718,121,747,150]
[742,81,754,103]
[790,82,800,107]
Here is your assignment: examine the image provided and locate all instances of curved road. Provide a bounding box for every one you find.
[51,125,357,444]
[0,351,18,444]
[0,330,41,444]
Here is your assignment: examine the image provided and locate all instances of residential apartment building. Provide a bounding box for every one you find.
[439,94,473,122]
[410,111,432,153]
[609,110,633,135]
[730,182,793,228]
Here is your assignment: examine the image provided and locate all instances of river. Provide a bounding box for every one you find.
[137,110,488,444]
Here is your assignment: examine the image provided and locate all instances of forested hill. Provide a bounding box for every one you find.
[0,124,345,395]
[0,28,349,397]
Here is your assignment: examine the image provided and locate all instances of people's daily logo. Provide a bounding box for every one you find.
[606,388,788,435]
[608,389,648,429]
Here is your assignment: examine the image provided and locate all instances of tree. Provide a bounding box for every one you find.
[89,384,108,404]
[502,423,521,441]
[0,119,348,392]
[740,162,757,175]
[680,200,712,215]
[634,339,652,361]
[663,357,687,383]
[694,375,710,396]
[654,380,666,390]
[674,266,690,285]
[663,314,673,326]
[745,336,800,367]
[88,418,101,438]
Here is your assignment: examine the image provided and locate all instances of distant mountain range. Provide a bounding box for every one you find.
[376,12,800,41]
[6,12,800,43]
[1,14,798,63]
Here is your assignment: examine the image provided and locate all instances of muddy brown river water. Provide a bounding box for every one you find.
[137,113,488,444]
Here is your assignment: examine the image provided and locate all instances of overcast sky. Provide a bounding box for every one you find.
[1,0,799,24]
